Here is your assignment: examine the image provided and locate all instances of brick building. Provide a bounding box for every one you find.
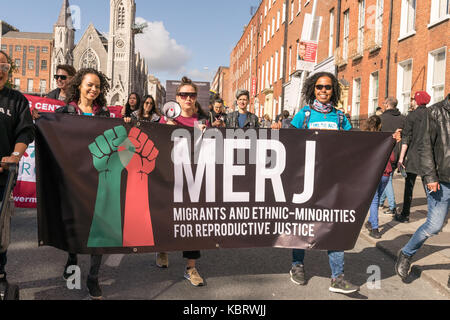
[230,0,449,123]
[1,30,53,95]
[211,66,232,108]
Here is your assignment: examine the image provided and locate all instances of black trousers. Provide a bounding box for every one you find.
[68,253,102,278]
[402,173,426,216]
[0,185,6,272]
[183,251,201,260]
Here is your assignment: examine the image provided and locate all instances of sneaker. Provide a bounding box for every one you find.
[395,250,412,282]
[394,213,410,223]
[329,275,359,294]
[156,252,169,268]
[384,208,397,215]
[365,221,372,232]
[290,264,306,285]
[184,267,204,287]
[87,276,103,300]
[63,258,78,280]
[369,229,382,239]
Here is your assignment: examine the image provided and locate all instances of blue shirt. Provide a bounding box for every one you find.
[238,113,248,129]
[291,107,352,131]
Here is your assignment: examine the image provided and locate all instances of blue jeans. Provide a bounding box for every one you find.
[369,176,389,229]
[380,173,396,210]
[402,182,450,257]
[292,249,345,279]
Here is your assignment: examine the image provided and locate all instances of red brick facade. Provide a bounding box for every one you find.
[2,33,53,95]
[230,0,449,122]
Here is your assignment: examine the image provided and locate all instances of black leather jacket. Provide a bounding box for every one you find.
[225,111,260,129]
[418,95,450,184]
[402,105,428,175]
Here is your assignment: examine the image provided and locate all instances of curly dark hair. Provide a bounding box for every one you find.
[302,72,342,106]
[361,115,382,132]
[65,68,110,107]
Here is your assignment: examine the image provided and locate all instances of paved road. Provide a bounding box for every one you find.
[5,208,448,300]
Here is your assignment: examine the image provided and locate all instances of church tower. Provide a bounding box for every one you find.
[52,0,75,89]
[107,0,136,106]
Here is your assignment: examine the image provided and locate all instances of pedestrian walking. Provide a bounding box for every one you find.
[0,50,35,283]
[56,68,111,300]
[362,115,396,239]
[395,94,450,282]
[379,97,406,216]
[396,91,432,223]
[289,72,359,294]
[159,76,208,287]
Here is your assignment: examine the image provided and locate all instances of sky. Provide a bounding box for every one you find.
[1,0,262,84]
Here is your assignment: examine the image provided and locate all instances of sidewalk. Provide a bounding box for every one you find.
[360,173,450,298]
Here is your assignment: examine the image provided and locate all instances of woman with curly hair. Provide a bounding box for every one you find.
[289,72,359,294]
[56,68,110,300]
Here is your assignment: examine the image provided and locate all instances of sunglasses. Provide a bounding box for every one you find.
[315,85,333,91]
[54,75,68,80]
[0,63,11,73]
[177,92,197,99]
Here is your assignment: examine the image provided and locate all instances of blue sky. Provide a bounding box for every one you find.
[1,0,262,84]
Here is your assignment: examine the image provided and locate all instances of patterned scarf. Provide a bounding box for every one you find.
[312,99,334,114]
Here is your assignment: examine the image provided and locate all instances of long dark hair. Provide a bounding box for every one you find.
[65,68,110,108]
[302,72,342,106]
[138,94,157,119]
[125,92,141,117]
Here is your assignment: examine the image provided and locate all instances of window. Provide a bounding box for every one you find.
[29,46,35,53]
[14,78,20,89]
[369,72,379,115]
[280,46,284,79]
[343,10,350,60]
[265,60,269,88]
[14,59,21,68]
[353,78,362,119]
[427,48,446,104]
[288,47,292,77]
[430,0,450,24]
[282,2,286,23]
[400,0,416,38]
[261,64,265,91]
[28,60,34,70]
[39,80,47,93]
[15,45,21,52]
[1,44,7,51]
[263,30,266,47]
[274,50,279,82]
[41,60,47,70]
[397,59,413,114]
[272,18,275,37]
[117,4,126,28]
[42,47,48,53]
[297,0,302,14]
[270,56,274,85]
[267,25,270,43]
[277,10,281,30]
[375,0,384,46]
[329,9,335,57]
[358,0,365,55]
[27,79,33,93]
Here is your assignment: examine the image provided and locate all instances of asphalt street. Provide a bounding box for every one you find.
[4,208,448,301]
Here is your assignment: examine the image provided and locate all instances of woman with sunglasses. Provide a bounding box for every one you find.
[158,76,208,287]
[130,95,160,122]
[289,72,358,295]
[56,68,110,300]
[122,92,141,118]
[46,65,77,101]
[0,50,35,285]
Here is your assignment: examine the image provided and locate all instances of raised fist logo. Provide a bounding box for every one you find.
[126,127,159,176]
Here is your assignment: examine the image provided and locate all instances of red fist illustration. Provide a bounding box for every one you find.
[127,127,159,175]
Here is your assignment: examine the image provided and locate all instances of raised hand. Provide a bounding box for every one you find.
[126,127,159,175]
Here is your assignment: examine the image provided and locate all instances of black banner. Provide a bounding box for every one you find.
[35,113,394,254]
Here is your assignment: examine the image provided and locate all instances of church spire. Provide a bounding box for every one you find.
[55,0,74,29]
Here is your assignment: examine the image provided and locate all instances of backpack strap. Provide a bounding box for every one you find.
[302,106,312,129]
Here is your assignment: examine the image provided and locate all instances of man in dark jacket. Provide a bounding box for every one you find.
[0,50,35,282]
[379,97,406,215]
[396,91,431,223]
[395,94,450,282]
[225,90,259,129]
